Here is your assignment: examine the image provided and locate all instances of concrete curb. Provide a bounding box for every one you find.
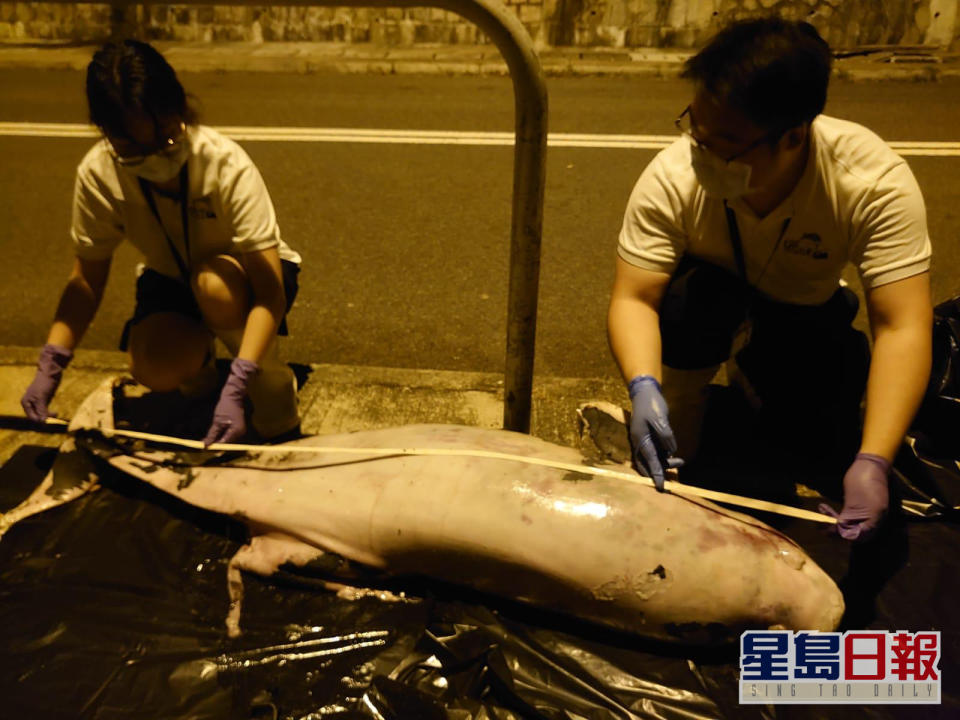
[1,41,957,80]
[0,345,627,467]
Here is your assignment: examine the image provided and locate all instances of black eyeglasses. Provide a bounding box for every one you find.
[107,122,187,167]
[675,106,775,163]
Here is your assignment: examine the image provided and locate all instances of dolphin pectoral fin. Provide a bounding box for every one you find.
[225,533,328,637]
[225,546,250,639]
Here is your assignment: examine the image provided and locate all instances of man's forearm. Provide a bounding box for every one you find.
[860,324,932,461]
[607,296,663,383]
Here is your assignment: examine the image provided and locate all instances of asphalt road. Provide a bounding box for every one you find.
[2,70,959,379]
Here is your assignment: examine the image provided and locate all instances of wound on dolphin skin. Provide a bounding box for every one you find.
[176,469,198,491]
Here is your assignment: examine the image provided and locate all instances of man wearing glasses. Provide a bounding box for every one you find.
[607,17,932,541]
[20,39,303,446]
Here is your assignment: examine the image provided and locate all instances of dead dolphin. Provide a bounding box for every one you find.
[3,379,844,643]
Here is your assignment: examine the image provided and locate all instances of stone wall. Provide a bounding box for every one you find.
[563,0,959,48]
[1,0,957,49]
[0,3,113,41]
[138,5,495,44]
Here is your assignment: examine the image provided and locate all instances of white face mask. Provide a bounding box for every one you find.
[689,138,753,199]
[125,140,190,183]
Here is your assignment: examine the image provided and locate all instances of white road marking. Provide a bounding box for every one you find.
[1,121,958,156]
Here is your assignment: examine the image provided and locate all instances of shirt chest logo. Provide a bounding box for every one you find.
[188,195,217,220]
[783,232,828,260]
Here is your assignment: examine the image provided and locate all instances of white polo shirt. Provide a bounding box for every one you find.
[618,115,931,305]
[71,124,301,279]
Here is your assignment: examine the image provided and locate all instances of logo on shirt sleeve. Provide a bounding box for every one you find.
[784,232,828,260]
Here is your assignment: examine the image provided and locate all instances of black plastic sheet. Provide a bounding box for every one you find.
[1,437,958,720]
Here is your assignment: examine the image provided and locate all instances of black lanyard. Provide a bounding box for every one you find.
[723,199,790,289]
[723,200,749,282]
[139,164,190,283]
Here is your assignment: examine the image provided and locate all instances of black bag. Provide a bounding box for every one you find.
[895,296,960,519]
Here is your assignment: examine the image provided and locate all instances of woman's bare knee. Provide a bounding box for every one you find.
[128,313,210,391]
[192,255,250,330]
[130,359,184,392]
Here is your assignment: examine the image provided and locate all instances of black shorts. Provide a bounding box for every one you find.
[119,260,300,351]
[658,254,863,376]
[658,255,871,468]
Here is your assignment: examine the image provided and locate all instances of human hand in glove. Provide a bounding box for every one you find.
[21,343,73,422]
[203,358,259,447]
[818,453,890,541]
[628,375,684,491]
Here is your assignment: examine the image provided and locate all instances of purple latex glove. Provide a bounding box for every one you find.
[628,375,684,491]
[203,358,259,447]
[818,453,890,542]
[21,343,73,422]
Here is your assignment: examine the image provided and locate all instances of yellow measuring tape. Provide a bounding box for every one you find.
[47,417,836,525]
